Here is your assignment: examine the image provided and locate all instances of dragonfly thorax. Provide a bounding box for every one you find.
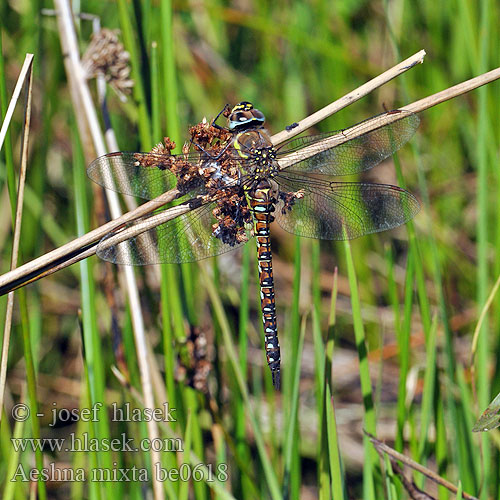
[232,129,278,180]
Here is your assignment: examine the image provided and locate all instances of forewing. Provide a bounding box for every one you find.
[87,149,257,199]
[97,201,252,264]
[276,111,419,176]
[274,171,420,240]
[87,152,186,199]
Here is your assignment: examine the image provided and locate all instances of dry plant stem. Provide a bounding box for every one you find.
[278,65,500,168]
[100,81,166,381]
[271,49,426,146]
[470,272,500,358]
[54,2,163,499]
[389,460,436,500]
[96,204,191,250]
[1,64,500,295]
[0,54,34,424]
[0,55,34,150]
[369,434,478,500]
[0,189,180,294]
[400,67,500,114]
[468,273,500,430]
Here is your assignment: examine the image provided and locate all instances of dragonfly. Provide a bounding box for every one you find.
[87,101,420,390]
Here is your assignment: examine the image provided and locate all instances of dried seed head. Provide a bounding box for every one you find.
[81,28,134,98]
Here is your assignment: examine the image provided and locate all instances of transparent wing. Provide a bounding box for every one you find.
[276,111,419,176]
[87,149,255,200]
[87,152,184,199]
[274,171,419,240]
[96,201,252,264]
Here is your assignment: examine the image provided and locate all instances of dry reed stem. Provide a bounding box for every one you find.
[97,45,170,398]
[53,2,163,498]
[0,51,422,291]
[270,49,426,145]
[368,433,479,500]
[0,54,34,423]
[0,55,34,150]
[471,273,500,360]
[1,62,500,296]
[0,51,426,290]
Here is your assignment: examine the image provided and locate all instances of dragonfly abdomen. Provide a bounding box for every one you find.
[247,180,281,389]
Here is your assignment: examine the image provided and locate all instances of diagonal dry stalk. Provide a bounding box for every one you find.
[0,50,422,292]
[270,49,426,145]
[0,53,34,423]
[0,61,500,296]
[367,432,479,500]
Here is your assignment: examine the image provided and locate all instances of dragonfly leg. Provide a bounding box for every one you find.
[192,140,232,161]
[211,103,231,131]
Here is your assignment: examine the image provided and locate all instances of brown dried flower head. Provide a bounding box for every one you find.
[82,28,134,97]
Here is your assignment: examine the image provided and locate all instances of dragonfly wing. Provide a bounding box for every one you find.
[276,111,419,176]
[274,171,420,240]
[87,151,202,199]
[97,201,252,264]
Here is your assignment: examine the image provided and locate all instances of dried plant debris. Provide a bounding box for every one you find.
[278,189,304,214]
[389,461,437,500]
[134,122,253,247]
[189,118,232,149]
[82,28,134,97]
[151,138,177,155]
[367,433,479,500]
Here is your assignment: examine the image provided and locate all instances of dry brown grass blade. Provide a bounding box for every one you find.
[0,56,34,150]
[0,64,500,296]
[0,53,34,423]
[367,432,479,500]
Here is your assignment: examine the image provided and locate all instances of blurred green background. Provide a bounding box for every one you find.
[0,0,499,499]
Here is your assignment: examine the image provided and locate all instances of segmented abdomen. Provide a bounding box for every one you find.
[247,180,281,389]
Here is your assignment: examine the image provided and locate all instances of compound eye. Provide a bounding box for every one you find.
[252,109,265,122]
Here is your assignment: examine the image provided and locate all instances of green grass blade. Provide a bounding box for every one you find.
[72,127,116,499]
[178,410,193,500]
[283,314,306,497]
[0,32,15,215]
[343,237,376,499]
[117,0,152,148]
[394,246,415,459]
[418,314,438,460]
[199,262,281,500]
[474,1,493,494]
[321,268,346,500]
[160,0,180,149]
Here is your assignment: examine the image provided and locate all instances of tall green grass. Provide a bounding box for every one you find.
[1,1,499,499]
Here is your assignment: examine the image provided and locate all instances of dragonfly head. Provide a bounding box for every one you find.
[228,101,265,131]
